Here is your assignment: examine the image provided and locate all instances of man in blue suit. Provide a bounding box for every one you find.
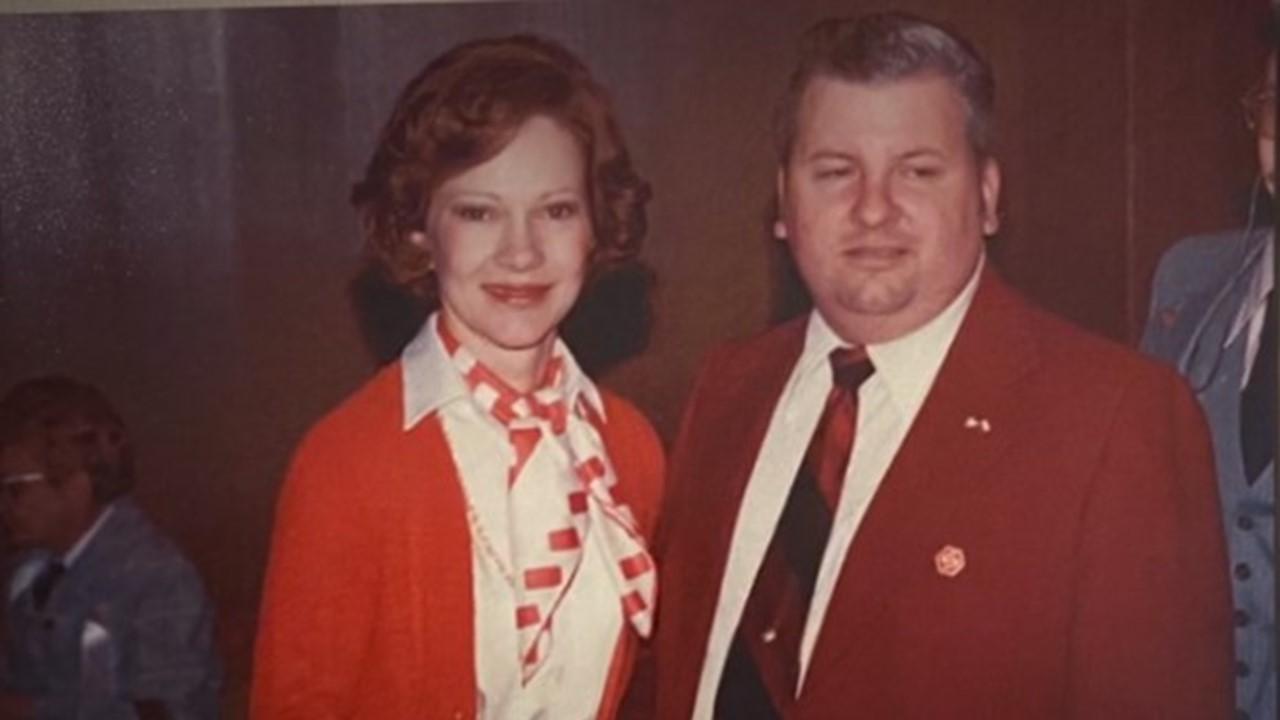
[1142,49,1276,720]
[0,376,221,719]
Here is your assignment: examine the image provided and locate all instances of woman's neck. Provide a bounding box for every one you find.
[481,341,554,393]
[439,312,557,393]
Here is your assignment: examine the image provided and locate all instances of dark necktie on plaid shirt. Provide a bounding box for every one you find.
[715,347,875,719]
[31,560,65,610]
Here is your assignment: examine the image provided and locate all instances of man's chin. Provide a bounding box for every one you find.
[837,284,913,318]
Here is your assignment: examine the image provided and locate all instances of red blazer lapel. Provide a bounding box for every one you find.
[803,269,1042,697]
[896,268,1041,494]
[657,318,807,708]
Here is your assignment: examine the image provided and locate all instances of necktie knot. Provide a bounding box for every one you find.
[830,347,874,391]
[527,395,569,434]
[32,560,65,610]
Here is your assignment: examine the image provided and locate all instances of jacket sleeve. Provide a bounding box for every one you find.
[250,429,377,719]
[123,554,222,719]
[1067,365,1234,718]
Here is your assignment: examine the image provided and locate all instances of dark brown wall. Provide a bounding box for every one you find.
[0,1,1270,713]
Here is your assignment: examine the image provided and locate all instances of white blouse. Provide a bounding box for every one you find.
[400,314,622,719]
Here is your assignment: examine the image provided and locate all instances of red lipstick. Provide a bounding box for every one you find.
[483,283,552,305]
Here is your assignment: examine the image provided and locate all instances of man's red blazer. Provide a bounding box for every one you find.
[654,269,1234,719]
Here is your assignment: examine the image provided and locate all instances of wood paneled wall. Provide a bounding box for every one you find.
[0,1,1270,711]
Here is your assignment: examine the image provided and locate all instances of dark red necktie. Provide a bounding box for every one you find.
[715,347,875,718]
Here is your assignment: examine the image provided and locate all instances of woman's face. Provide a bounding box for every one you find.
[415,115,593,374]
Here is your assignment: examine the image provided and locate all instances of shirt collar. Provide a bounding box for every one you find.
[400,313,605,431]
[801,252,985,412]
[1227,235,1274,348]
[61,502,116,568]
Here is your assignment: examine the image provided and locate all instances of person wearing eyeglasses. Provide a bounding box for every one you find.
[1142,47,1277,720]
[0,376,221,720]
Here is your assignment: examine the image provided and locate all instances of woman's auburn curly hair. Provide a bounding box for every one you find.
[351,34,651,303]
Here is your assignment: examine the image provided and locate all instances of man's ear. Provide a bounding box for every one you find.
[57,469,97,514]
[979,157,1001,237]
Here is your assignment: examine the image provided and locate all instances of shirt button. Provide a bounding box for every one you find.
[1235,609,1251,627]
[1236,661,1251,678]
[1237,515,1255,531]
[761,627,778,644]
[1234,563,1252,581]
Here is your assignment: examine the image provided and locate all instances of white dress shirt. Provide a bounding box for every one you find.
[401,314,621,720]
[1226,237,1274,388]
[690,257,985,718]
[63,503,115,567]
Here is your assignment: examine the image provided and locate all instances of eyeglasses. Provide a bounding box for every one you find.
[1242,84,1276,140]
[1,472,47,502]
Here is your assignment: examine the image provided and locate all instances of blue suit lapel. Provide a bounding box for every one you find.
[1178,235,1267,393]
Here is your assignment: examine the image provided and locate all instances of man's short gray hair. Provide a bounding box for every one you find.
[775,12,996,161]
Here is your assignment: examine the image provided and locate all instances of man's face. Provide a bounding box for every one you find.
[778,74,1000,344]
[0,441,75,551]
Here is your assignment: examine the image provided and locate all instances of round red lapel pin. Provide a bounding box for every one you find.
[934,545,966,578]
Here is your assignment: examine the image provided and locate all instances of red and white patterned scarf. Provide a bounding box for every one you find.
[438,321,656,684]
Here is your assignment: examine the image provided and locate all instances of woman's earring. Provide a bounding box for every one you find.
[983,210,1001,236]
